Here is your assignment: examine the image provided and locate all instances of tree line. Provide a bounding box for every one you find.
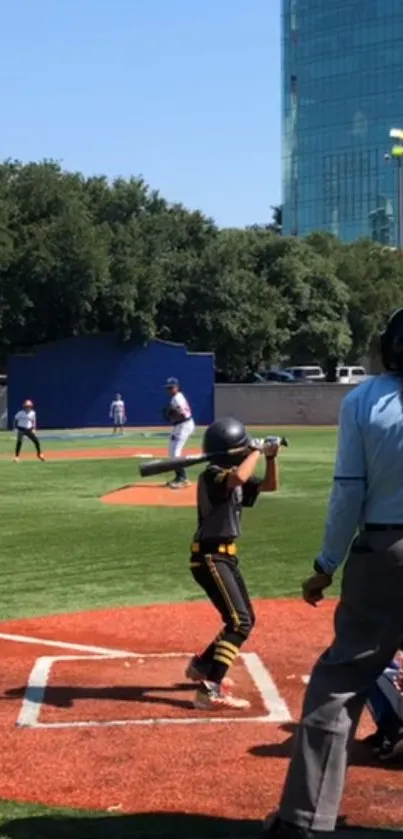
[0,159,402,379]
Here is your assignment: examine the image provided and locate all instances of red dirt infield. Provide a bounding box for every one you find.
[101,482,196,506]
[0,598,402,825]
[2,447,199,461]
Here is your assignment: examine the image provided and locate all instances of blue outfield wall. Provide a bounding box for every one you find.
[7,335,215,429]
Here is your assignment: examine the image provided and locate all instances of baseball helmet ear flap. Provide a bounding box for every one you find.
[380,308,403,372]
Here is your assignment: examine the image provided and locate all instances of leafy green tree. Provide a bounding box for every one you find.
[264,236,352,365]
[268,204,282,234]
[0,160,109,349]
[336,240,403,361]
[3,155,398,381]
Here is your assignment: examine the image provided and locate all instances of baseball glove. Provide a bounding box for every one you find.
[163,405,182,423]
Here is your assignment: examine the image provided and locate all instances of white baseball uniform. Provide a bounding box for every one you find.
[14,409,36,430]
[13,408,44,460]
[168,392,195,458]
[109,399,126,425]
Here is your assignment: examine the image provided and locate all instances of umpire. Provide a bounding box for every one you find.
[262,308,403,838]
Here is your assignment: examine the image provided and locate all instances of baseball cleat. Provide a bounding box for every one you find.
[13,457,20,463]
[185,656,234,688]
[167,479,189,489]
[377,733,403,761]
[261,815,314,839]
[193,681,250,711]
[362,730,385,753]
[37,453,45,461]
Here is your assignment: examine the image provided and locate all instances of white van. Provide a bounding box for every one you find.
[285,365,325,381]
[337,365,368,384]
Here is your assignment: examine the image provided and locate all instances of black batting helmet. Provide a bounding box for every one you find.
[202,417,250,467]
[380,308,403,373]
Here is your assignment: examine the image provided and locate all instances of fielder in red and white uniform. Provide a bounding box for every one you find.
[164,377,195,488]
[13,399,45,462]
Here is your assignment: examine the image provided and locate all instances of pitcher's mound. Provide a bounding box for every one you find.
[101,483,196,507]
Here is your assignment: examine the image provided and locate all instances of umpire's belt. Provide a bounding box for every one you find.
[364,523,403,531]
[191,542,237,556]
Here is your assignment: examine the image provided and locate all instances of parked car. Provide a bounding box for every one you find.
[265,368,297,383]
[244,369,297,384]
[285,365,325,382]
[337,365,368,384]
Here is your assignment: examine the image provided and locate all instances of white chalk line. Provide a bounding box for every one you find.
[15,649,293,729]
[0,631,197,659]
[17,656,53,728]
[29,716,272,729]
[242,652,292,723]
[0,631,136,657]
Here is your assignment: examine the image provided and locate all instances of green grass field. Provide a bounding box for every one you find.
[0,427,394,839]
[0,427,337,620]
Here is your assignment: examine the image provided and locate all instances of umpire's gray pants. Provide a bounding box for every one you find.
[277,529,403,832]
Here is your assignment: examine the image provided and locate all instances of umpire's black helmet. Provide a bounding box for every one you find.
[380,308,403,373]
[202,417,250,466]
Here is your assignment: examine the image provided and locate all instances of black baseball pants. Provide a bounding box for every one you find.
[190,554,255,684]
[15,428,42,457]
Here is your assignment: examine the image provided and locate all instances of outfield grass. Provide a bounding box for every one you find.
[0,427,337,619]
[0,426,355,838]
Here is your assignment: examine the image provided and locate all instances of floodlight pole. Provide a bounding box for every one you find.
[397,156,403,251]
[387,128,403,250]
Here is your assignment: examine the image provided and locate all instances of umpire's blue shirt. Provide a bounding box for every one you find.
[318,373,403,575]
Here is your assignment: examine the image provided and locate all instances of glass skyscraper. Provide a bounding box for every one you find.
[282,0,403,243]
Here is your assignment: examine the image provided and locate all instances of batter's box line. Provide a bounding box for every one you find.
[16,652,292,729]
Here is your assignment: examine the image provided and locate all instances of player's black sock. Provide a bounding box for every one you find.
[32,435,41,455]
[196,632,224,672]
[208,632,245,684]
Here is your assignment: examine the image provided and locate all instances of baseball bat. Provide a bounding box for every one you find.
[139,436,288,478]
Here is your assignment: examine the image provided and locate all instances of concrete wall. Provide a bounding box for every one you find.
[215,383,357,425]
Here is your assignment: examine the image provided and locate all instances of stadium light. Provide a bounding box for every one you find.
[386,128,403,250]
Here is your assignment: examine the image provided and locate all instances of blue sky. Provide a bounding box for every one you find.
[1,0,281,228]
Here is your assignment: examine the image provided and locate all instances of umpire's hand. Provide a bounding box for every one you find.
[302,571,333,607]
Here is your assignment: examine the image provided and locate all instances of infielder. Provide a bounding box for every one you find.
[163,377,195,489]
[185,417,280,710]
[13,400,45,462]
[109,393,126,435]
[262,307,403,839]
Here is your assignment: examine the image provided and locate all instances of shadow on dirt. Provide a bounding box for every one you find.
[249,723,403,770]
[0,811,399,839]
[4,683,196,711]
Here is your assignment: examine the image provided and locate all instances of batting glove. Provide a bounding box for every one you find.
[262,435,281,458]
[264,435,282,446]
[249,438,265,452]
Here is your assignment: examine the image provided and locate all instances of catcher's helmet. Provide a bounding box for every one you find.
[202,417,250,466]
[380,308,403,373]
